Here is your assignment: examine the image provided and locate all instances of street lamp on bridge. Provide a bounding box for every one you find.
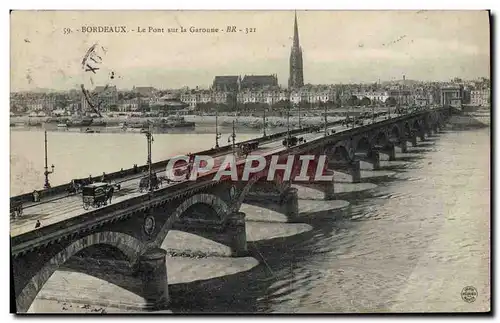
[298,102,302,129]
[215,110,221,148]
[43,131,55,189]
[229,120,236,155]
[263,108,267,137]
[324,101,328,137]
[286,101,291,148]
[144,124,154,192]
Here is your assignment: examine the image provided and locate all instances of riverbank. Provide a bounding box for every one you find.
[448,114,490,130]
[10,114,343,131]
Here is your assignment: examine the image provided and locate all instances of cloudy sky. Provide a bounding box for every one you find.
[10,10,490,91]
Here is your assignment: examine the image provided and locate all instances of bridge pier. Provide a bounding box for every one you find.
[397,140,408,153]
[281,187,299,220]
[138,248,170,310]
[367,151,381,170]
[419,130,426,142]
[410,135,418,147]
[226,212,248,257]
[349,160,361,183]
[382,144,396,161]
[323,179,335,200]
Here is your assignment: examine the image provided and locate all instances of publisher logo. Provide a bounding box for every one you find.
[461,286,478,303]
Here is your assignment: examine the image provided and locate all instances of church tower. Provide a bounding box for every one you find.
[288,11,304,89]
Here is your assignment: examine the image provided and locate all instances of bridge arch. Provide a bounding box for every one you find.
[174,193,229,222]
[423,114,432,130]
[152,193,230,247]
[330,145,351,163]
[16,232,144,313]
[412,119,422,133]
[231,173,288,212]
[354,136,372,159]
[389,125,401,144]
[404,122,412,137]
[371,130,388,148]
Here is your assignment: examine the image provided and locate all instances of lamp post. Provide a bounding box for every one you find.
[286,101,291,148]
[298,102,302,129]
[145,124,154,192]
[215,110,221,148]
[324,101,328,137]
[43,130,55,189]
[263,108,267,137]
[230,120,236,155]
[351,109,355,129]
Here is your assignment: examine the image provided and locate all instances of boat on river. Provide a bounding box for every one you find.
[153,116,195,130]
[165,115,195,128]
[67,116,94,127]
[83,127,100,133]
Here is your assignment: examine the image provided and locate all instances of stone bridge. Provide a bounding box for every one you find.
[10,107,452,312]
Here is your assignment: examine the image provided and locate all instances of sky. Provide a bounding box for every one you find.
[10,10,490,91]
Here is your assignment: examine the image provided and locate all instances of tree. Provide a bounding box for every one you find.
[385,97,397,107]
[347,95,359,107]
[360,96,371,106]
[335,92,342,108]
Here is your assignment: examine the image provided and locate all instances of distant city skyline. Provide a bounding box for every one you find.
[10,10,490,92]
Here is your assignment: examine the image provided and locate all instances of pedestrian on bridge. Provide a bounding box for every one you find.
[106,186,114,204]
[35,220,41,229]
[32,190,40,202]
[101,172,106,182]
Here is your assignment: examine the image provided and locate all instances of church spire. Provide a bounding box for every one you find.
[288,11,304,89]
[293,10,300,48]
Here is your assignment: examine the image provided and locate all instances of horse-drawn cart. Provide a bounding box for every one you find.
[139,175,161,193]
[82,182,113,210]
[10,200,23,219]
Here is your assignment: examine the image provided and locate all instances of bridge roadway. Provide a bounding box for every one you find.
[10,114,399,237]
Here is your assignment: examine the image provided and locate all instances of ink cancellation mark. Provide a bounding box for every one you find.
[80,43,112,117]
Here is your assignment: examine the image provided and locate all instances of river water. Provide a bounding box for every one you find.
[11,126,490,313]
